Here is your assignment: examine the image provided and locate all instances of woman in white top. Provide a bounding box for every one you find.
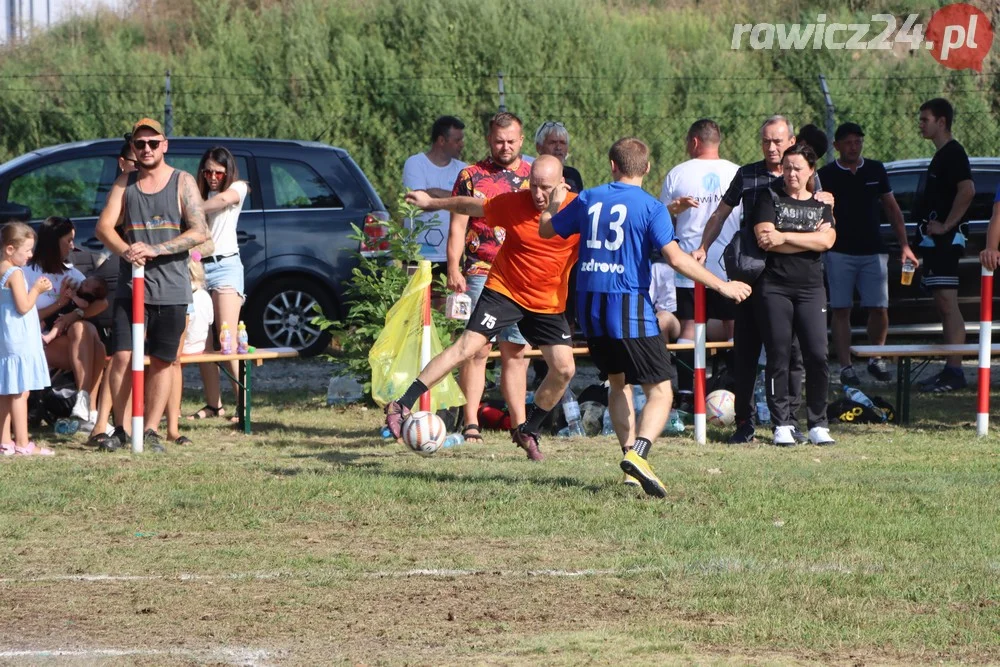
[189,146,248,422]
[24,216,108,426]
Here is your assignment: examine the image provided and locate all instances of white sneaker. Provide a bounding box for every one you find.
[71,390,91,421]
[808,426,836,446]
[773,425,795,446]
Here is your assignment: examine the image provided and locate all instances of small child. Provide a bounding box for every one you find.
[0,222,55,456]
[183,255,214,356]
[41,275,108,344]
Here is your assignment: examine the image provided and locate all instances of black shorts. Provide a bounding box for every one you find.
[465,287,572,346]
[675,287,737,321]
[110,298,188,362]
[919,243,962,290]
[588,335,674,386]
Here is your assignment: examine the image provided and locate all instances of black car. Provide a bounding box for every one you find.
[0,137,389,356]
[879,157,1000,329]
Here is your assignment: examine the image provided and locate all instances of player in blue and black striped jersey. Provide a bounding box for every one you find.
[540,137,752,498]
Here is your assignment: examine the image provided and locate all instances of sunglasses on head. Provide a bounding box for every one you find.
[541,121,565,130]
[132,139,163,150]
[202,169,226,178]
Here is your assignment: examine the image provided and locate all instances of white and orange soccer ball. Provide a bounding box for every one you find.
[705,390,736,426]
[401,411,447,456]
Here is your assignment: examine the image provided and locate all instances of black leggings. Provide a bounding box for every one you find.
[732,293,803,423]
[755,277,829,428]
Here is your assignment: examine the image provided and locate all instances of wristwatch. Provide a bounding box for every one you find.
[74,308,85,319]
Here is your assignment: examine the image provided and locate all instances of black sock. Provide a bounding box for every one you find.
[632,437,652,459]
[520,402,551,434]
[398,379,429,410]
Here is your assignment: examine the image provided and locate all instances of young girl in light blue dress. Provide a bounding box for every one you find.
[0,222,55,456]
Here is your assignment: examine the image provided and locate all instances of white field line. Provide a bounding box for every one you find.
[0,560,931,584]
[0,647,272,665]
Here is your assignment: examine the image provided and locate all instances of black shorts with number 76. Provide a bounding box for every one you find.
[465,287,573,347]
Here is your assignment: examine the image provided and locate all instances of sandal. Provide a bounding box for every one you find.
[14,442,55,456]
[462,423,484,443]
[1,443,14,456]
[174,436,194,446]
[187,405,225,420]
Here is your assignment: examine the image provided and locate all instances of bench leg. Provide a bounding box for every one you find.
[237,359,252,435]
[902,357,912,425]
[896,358,904,425]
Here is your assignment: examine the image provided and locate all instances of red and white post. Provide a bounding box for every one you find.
[131,265,145,453]
[693,283,707,444]
[977,267,993,437]
[419,260,432,413]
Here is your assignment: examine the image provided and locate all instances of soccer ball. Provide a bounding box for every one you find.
[401,411,447,456]
[705,390,736,426]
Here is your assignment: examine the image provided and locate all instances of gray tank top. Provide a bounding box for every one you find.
[118,170,192,305]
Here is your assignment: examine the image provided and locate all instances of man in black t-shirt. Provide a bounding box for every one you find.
[818,122,917,386]
[914,98,975,392]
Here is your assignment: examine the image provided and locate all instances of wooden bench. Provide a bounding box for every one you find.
[144,347,298,434]
[850,344,1000,425]
[487,340,734,359]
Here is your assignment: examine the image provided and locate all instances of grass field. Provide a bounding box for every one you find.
[2,383,1000,666]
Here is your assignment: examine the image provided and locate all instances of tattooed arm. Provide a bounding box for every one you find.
[131,171,209,260]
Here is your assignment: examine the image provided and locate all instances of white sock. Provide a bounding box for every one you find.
[89,410,98,423]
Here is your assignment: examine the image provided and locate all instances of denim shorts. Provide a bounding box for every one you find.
[464,273,527,345]
[203,254,245,296]
[824,251,888,309]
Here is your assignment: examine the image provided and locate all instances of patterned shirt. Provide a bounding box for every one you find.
[452,156,531,276]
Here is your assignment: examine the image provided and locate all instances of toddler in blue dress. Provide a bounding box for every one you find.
[0,222,55,456]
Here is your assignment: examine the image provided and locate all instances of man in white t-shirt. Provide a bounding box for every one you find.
[402,116,467,262]
[658,119,742,344]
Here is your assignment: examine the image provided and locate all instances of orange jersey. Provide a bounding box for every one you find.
[483,190,579,314]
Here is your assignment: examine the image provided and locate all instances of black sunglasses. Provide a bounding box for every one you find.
[132,139,163,150]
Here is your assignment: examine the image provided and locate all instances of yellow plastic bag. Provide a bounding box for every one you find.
[369,260,466,411]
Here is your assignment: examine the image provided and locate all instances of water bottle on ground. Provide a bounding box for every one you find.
[754,368,770,425]
[236,321,249,354]
[601,407,615,436]
[632,386,647,419]
[560,389,585,437]
[664,409,685,435]
[843,385,887,421]
[220,321,232,354]
[55,418,79,435]
[380,426,394,440]
[442,433,465,448]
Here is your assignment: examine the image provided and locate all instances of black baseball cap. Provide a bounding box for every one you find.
[834,122,865,141]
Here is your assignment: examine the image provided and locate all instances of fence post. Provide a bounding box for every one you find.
[818,73,835,162]
[497,70,506,112]
[978,268,993,437]
[164,69,173,136]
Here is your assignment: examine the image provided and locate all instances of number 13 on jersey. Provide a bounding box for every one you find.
[586,202,627,251]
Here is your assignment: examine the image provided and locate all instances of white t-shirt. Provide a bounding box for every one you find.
[649,262,676,313]
[207,181,249,257]
[659,158,742,287]
[183,287,215,355]
[22,264,87,312]
[402,153,466,262]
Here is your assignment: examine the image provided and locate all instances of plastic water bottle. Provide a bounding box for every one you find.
[55,418,80,435]
[632,386,647,419]
[442,433,465,448]
[664,409,685,435]
[843,386,887,422]
[560,390,585,437]
[236,321,249,354]
[754,369,770,425]
[220,321,232,354]
[601,407,614,435]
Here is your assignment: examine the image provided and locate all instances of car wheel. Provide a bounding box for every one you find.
[247,277,336,357]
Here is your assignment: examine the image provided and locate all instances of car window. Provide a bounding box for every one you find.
[268,160,343,209]
[885,170,922,223]
[8,156,115,219]
[969,170,1000,221]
